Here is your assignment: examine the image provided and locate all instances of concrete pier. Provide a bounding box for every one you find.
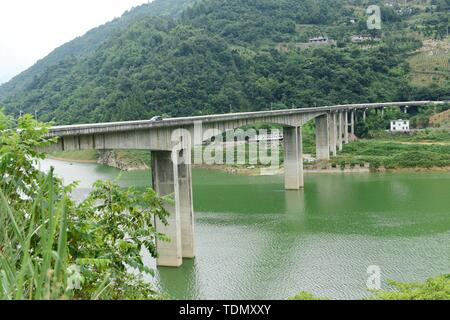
[315,115,330,161]
[329,113,337,156]
[151,151,182,267]
[344,111,349,144]
[151,150,195,266]
[283,126,304,190]
[177,156,195,259]
[338,112,343,151]
[350,110,355,136]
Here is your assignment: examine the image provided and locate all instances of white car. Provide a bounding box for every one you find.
[150,116,163,122]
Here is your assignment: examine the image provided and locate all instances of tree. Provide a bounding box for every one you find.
[0,111,170,299]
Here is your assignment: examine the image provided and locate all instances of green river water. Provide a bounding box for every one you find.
[40,159,450,300]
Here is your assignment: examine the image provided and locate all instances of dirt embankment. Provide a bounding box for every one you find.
[430,110,450,128]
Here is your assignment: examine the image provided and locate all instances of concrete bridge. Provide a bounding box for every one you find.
[45,101,444,267]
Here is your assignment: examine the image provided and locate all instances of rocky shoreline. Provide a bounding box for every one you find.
[96,150,150,171]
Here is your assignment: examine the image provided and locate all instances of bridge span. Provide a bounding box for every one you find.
[45,101,444,267]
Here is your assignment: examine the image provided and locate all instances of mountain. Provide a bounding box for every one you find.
[0,0,195,100]
[1,0,449,124]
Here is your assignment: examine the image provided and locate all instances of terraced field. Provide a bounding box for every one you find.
[409,39,450,86]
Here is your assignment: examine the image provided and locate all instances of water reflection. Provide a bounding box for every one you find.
[157,258,200,299]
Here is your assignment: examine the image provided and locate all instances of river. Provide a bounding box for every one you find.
[40,159,450,300]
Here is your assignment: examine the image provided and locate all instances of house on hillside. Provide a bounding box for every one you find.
[276,36,337,52]
[308,36,336,45]
[390,119,410,132]
[351,35,380,43]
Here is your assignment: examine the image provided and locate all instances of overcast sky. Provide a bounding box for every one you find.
[0,0,150,84]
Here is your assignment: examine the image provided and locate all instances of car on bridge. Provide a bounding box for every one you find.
[150,116,164,122]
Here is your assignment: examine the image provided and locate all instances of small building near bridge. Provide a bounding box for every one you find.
[248,132,284,143]
[390,119,410,132]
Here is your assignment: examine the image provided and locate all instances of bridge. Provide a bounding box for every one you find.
[45,101,444,267]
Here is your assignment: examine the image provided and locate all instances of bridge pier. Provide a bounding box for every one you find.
[283,126,304,190]
[151,150,195,267]
[350,110,355,136]
[315,115,330,161]
[344,111,349,144]
[338,112,343,151]
[329,113,337,156]
[178,156,195,259]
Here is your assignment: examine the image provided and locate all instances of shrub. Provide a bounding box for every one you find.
[369,275,450,300]
[0,111,169,300]
[289,292,329,300]
[290,275,450,300]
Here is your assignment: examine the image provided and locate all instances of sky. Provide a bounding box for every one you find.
[0,0,150,84]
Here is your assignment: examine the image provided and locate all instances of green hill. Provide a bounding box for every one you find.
[0,0,449,124]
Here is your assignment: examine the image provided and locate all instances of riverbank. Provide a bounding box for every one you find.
[193,163,450,176]
[48,150,151,171]
[48,150,98,163]
[46,153,450,177]
[47,155,97,164]
[46,129,450,175]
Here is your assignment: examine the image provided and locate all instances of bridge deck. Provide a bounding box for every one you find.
[48,101,442,137]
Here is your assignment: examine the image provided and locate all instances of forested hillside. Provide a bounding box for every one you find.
[1,0,449,124]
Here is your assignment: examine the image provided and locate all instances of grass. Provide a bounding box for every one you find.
[369,129,450,142]
[335,139,450,169]
[0,169,82,300]
[49,150,99,162]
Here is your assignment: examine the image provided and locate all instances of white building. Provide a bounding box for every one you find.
[309,36,330,43]
[351,35,380,43]
[248,132,283,143]
[390,119,410,132]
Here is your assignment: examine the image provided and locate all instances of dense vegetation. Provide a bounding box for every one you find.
[0,110,169,299]
[0,0,449,124]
